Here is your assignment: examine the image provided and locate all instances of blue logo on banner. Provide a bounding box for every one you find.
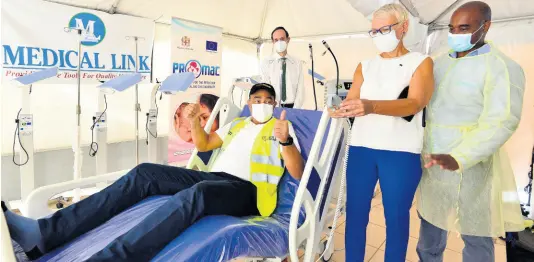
[68,12,106,46]
[206,41,218,52]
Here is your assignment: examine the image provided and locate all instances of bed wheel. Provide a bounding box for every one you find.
[321,241,333,262]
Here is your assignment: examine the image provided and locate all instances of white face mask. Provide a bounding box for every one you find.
[275,40,288,53]
[251,104,274,123]
[372,30,401,53]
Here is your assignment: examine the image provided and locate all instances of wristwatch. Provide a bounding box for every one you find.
[280,136,294,146]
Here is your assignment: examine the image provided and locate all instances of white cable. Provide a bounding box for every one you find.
[315,118,350,262]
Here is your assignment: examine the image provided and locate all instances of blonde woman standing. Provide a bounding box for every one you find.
[331,4,434,261]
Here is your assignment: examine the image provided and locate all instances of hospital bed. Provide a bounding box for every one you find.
[3,98,350,262]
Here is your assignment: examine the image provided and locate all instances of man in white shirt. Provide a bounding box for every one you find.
[260,27,305,109]
[2,83,303,262]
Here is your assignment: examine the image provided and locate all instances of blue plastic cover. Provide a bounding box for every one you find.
[13,67,58,85]
[29,108,342,262]
[97,73,142,92]
[308,69,325,81]
[159,72,195,93]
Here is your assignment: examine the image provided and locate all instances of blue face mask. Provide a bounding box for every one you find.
[447,24,485,52]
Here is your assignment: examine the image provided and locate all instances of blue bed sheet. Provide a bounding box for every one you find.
[19,108,342,262]
[35,173,303,262]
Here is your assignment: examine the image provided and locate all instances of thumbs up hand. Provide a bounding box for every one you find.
[275,110,290,143]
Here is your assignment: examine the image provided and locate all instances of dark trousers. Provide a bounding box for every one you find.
[37,163,259,261]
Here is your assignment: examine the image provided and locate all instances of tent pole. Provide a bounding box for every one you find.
[430,14,534,31]
[428,0,462,25]
[282,31,369,42]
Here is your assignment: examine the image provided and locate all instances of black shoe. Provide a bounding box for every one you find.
[1,201,7,212]
[25,246,44,260]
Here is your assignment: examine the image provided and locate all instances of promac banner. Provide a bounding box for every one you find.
[168,18,222,166]
[1,0,154,84]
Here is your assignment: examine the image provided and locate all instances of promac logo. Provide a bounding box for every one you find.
[68,12,106,46]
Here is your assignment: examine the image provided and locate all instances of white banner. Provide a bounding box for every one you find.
[1,0,154,84]
[168,18,222,166]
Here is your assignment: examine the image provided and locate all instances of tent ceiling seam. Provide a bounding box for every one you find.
[257,0,270,42]
[109,0,122,14]
[428,0,461,25]
[399,0,420,18]
[42,0,110,14]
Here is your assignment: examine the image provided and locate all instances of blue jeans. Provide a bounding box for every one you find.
[417,214,495,262]
[345,146,422,262]
[37,163,259,261]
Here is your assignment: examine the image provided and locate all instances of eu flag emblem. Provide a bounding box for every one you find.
[206,41,218,52]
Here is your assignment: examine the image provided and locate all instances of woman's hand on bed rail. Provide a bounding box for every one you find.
[328,106,340,118]
[328,99,374,118]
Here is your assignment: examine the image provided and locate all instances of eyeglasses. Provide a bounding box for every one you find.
[368,23,399,38]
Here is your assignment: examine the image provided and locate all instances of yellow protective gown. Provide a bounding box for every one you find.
[416,43,526,237]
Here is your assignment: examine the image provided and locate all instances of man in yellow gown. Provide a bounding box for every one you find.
[416,1,527,262]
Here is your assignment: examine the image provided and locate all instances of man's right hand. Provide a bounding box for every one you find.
[184,103,201,122]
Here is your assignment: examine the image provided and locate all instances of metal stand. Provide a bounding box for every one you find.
[18,86,35,211]
[147,83,159,163]
[64,26,96,202]
[12,67,58,215]
[72,29,83,202]
[126,36,145,165]
[94,91,108,189]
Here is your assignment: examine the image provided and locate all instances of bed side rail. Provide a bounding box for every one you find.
[22,170,128,219]
[288,108,349,262]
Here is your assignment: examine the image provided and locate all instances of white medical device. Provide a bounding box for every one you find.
[146,72,196,163]
[228,75,262,108]
[323,78,353,108]
[11,67,59,215]
[92,74,143,187]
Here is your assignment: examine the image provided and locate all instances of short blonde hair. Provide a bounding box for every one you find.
[373,3,409,23]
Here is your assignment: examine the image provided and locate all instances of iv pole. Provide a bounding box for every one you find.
[126,36,145,165]
[64,26,93,202]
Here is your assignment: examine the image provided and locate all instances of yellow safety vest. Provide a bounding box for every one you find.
[216,117,285,217]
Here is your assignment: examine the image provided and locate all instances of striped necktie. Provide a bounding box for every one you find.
[280,58,287,102]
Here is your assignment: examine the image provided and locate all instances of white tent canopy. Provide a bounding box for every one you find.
[45,0,534,41]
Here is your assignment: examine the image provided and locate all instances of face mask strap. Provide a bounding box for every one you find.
[471,21,486,45]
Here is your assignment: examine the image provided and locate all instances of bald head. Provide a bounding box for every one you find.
[448,1,492,54]
[454,1,491,22]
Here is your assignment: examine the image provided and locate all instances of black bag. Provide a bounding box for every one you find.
[397,86,426,126]
[506,230,534,262]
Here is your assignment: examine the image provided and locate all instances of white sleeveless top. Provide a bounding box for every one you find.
[350,52,428,154]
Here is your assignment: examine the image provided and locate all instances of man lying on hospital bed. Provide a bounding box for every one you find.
[1,83,304,262]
